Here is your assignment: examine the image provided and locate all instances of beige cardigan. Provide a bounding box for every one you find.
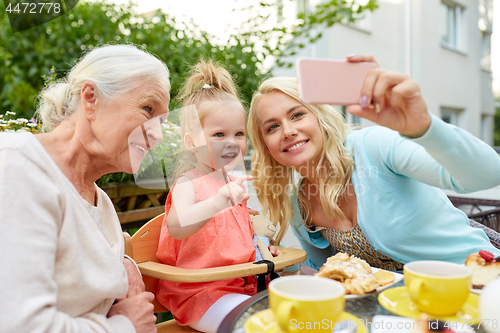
[0,132,135,333]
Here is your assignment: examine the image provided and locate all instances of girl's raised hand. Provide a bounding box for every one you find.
[346,55,431,138]
[213,175,252,211]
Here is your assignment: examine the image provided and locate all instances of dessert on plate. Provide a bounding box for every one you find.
[465,250,500,289]
[314,252,395,295]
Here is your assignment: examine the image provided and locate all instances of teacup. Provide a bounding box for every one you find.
[268,276,345,332]
[404,261,472,316]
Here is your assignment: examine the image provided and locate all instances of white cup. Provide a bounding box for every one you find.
[479,277,500,333]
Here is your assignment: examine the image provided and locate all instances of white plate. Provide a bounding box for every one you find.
[297,264,404,299]
[461,264,482,294]
[344,268,404,299]
[470,287,482,295]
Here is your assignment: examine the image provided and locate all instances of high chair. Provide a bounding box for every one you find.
[123,213,307,332]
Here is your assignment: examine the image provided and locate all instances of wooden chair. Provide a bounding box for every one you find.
[123,213,307,332]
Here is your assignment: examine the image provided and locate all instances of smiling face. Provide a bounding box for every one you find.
[256,91,323,170]
[188,100,247,173]
[93,80,170,173]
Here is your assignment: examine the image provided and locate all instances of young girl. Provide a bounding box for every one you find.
[156,61,257,333]
[247,54,500,272]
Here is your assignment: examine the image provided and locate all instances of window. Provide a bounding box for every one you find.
[441,1,465,50]
[478,0,493,70]
[296,0,322,17]
[480,32,491,70]
[481,115,493,144]
[441,107,462,126]
[297,0,307,17]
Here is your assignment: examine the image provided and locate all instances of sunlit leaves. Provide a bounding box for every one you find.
[0,0,266,118]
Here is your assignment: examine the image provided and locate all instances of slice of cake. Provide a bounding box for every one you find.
[465,250,500,289]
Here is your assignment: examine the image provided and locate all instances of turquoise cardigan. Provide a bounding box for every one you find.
[288,115,500,270]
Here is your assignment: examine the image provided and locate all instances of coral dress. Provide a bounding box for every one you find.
[156,169,257,325]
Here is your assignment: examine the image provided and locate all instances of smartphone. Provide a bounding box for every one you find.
[296,58,376,105]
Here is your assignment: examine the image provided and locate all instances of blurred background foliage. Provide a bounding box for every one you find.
[0,0,266,117]
[0,0,378,118]
[0,0,378,184]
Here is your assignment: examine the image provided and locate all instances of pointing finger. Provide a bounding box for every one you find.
[232,175,253,186]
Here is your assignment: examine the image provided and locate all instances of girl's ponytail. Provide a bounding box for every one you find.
[177,59,240,107]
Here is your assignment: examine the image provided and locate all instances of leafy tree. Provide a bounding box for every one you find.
[0,0,265,118]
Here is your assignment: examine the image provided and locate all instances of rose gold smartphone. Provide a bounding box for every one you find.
[296,58,377,105]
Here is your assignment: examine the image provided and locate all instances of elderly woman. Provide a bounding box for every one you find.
[0,45,170,333]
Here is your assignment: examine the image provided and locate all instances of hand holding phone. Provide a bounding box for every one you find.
[296,58,376,105]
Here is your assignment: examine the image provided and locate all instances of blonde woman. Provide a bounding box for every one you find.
[248,55,500,271]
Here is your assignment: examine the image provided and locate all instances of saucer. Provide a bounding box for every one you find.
[244,309,368,333]
[378,286,481,325]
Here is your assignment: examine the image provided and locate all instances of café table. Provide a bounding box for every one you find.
[218,280,487,333]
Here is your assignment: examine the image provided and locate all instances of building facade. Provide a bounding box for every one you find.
[274,0,495,144]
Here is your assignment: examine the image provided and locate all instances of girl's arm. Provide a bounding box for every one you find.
[167,174,252,239]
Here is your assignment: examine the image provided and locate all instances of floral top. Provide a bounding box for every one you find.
[306,224,404,271]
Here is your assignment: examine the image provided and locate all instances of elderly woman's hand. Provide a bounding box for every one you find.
[108,292,157,333]
[345,55,431,138]
[123,258,145,298]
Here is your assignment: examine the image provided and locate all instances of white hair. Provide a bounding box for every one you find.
[36,44,170,130]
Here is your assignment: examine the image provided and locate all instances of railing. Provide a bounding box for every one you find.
[100,180,169,231]
[448,196,500,232]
